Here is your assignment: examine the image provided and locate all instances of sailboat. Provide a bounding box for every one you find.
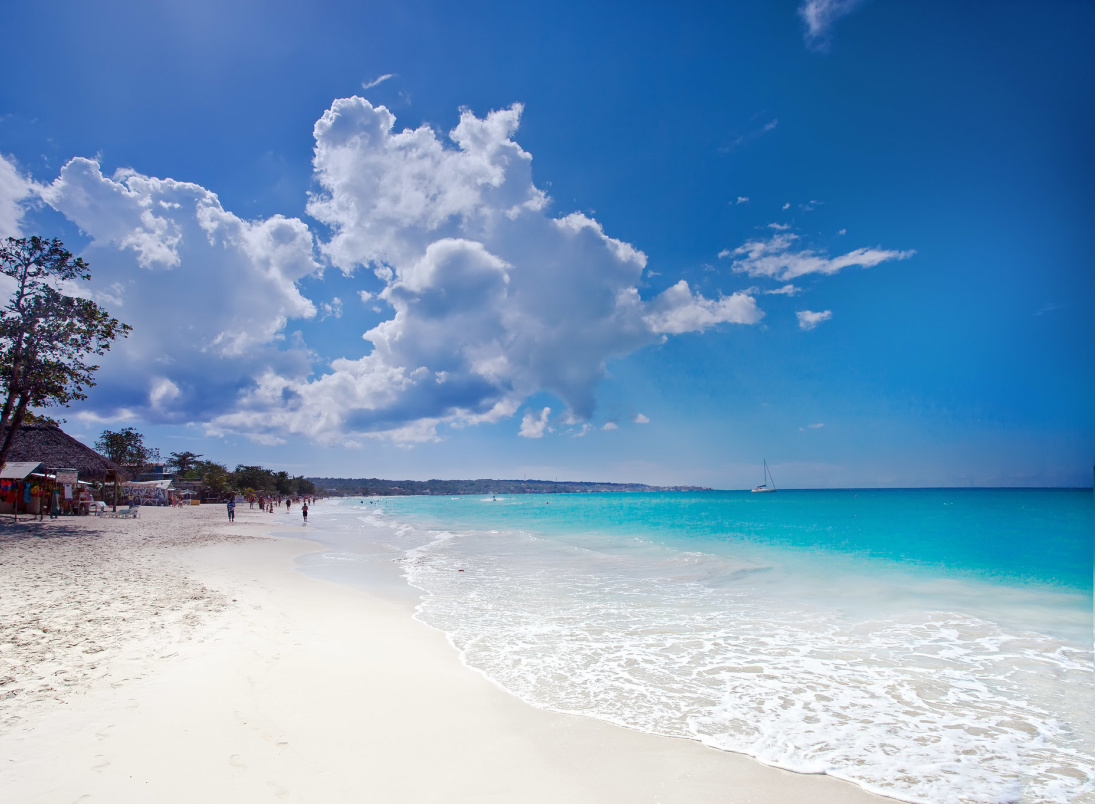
[751,460,777,493]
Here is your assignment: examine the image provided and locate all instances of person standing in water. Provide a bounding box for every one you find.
[301,501,308,523]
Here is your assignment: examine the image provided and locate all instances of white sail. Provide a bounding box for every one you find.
[751,460,777,493]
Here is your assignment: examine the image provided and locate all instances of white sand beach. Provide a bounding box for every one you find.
[0,505,890,803]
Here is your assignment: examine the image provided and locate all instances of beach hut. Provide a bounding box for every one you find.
[120,479,173,507]
[0,460,46,518]
[0,422,126,513]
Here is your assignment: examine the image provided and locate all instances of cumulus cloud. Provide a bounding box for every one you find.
[643,280,762,334]
[634,413,650,424]
[31,98,764,444]
[799,0,866,50]
[602,421,618,431]
[519,406,552,438]
[736,196,750,204]
[38,157,321,423]
[209,98,761,443]
[725,232,913,281]
[0,154,35,239]
[797,309,832,330]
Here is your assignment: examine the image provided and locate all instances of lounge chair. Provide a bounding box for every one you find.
[102,506,140,519]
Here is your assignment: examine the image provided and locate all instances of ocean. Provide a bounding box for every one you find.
[302,489,1094,804]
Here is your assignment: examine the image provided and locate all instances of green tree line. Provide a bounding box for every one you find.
[95,428,315,497]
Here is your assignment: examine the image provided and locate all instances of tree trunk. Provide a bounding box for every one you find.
[0,390,31,472]
[0,330,27,437]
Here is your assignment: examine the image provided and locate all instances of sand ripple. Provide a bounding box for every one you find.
[0,506,253,733]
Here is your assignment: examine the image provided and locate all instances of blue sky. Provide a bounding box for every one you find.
[1,0,1091,488]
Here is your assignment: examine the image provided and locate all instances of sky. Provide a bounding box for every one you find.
[0,0,1092,488]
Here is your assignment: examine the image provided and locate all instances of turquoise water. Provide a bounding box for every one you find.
[308,489,1094,804]
[376,489,1092,592]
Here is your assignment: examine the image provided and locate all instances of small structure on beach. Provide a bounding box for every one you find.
[1,423,124,482]
[121,479,174,506]
[0,423,125,515]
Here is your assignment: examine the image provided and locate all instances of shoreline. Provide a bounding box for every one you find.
[1,505,891,803]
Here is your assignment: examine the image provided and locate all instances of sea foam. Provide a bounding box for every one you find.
[315,493,1095,804]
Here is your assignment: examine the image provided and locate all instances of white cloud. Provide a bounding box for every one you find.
[799,0,866,49]
[362,73,396,90]
[643,280,763,334]
[764,284,802,296]
[797,309,832,330]
[149,377,181,409]
[736,196,750,204]
[38,157,321,424]
[720,118,780,154]
[805,422,825,429]
[0,153,35,239]
[32,98,765,444]
[725,232,914,281]
[602,421,618,430]
[319,297,343,320]
[634,413,650,424]
[782,202,791,210]
[767,222,791,230]
[838,228,847,235]
[519,406,552,438]
[210,98,762,443]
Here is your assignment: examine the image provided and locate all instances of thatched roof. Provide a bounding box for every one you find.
[1,422,124,482]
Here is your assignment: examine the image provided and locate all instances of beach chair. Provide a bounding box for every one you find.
[103,506,140,519]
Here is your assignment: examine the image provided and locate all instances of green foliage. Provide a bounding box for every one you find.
[0,237,130,468]
[221,465,314,496]
[196,460,230,493]
[95,427,160,474]
[22,409,62,426]
[168,450,203,476]
[274,470,294,495]
[232,464,275,493]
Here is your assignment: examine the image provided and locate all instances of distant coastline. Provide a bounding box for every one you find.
[308,477,712,496]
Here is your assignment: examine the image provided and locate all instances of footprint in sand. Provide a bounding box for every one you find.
[229,754,246,770]
[91,755,109,771]
[95,725,114,740]
[267,780,290,799]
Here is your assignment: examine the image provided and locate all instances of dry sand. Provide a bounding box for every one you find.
[0,504,890,803]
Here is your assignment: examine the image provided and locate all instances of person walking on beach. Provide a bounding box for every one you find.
[301,501,308,524]
[226,496,235,522]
